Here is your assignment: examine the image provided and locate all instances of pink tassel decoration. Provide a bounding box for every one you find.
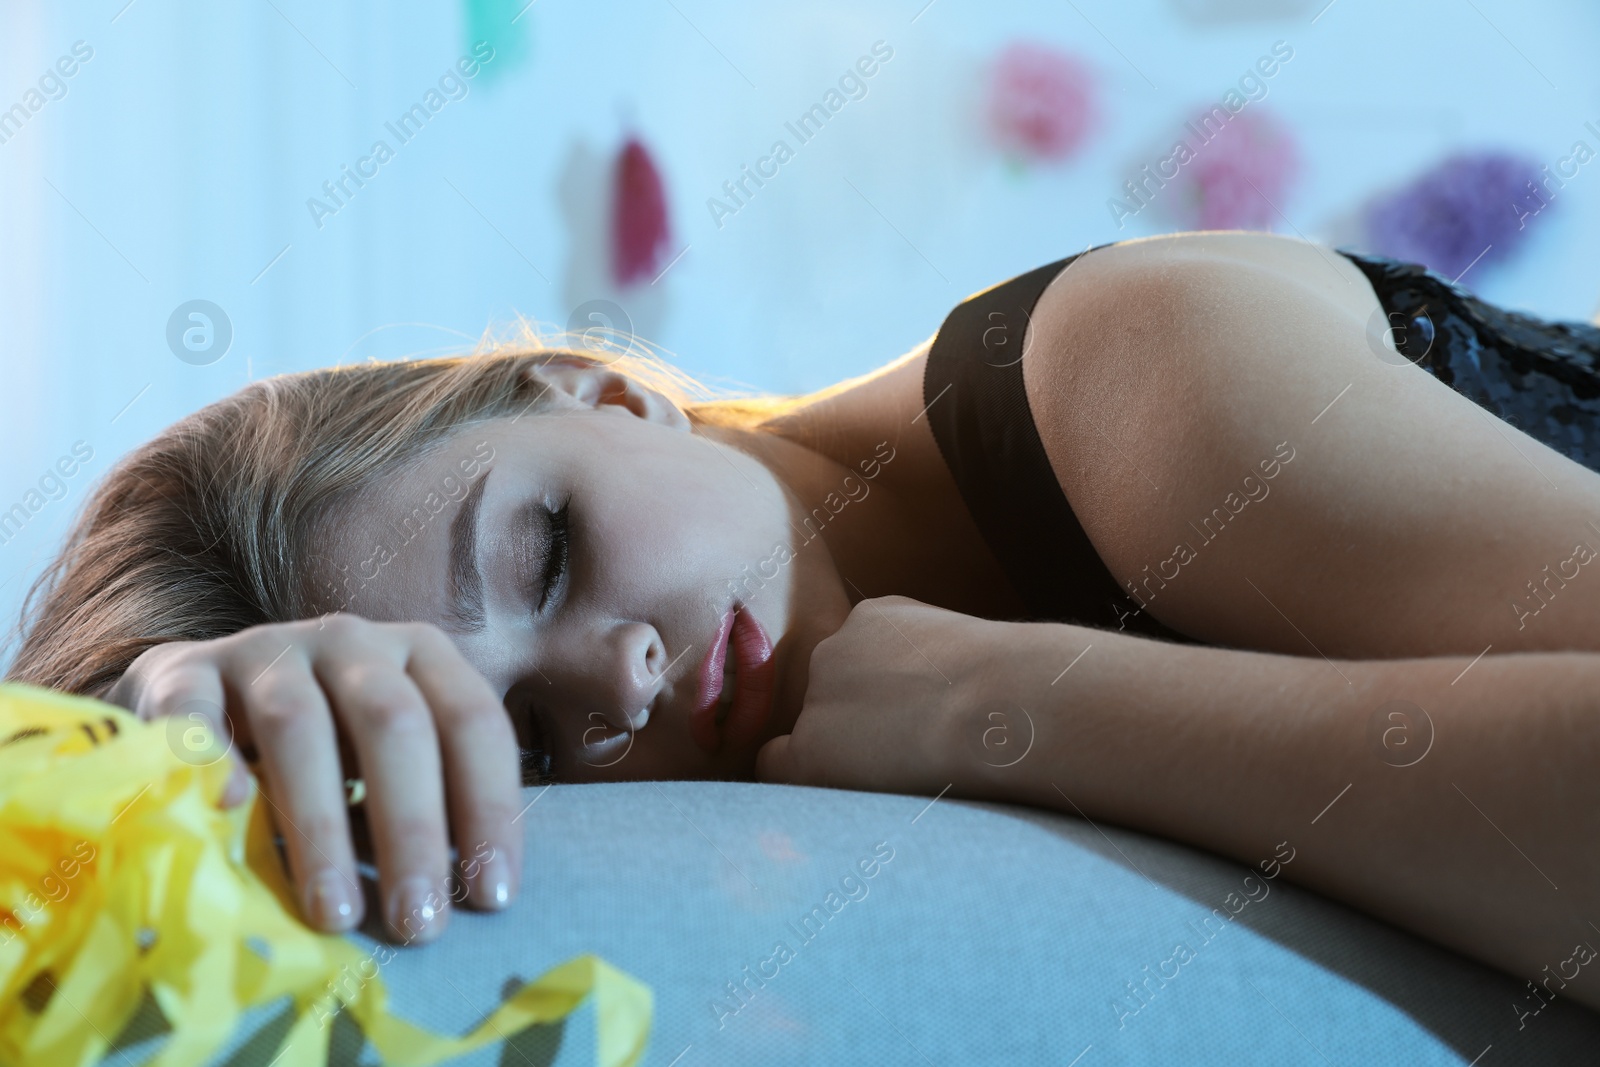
[610,136,672,287]
[985,42,1097,164]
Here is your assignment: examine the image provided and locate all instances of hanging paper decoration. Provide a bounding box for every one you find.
[1156,107,1300,231]
[610,136,673,288]
[1361,150,1545,282]
[462,0,533,82]
[984,42,1097,165]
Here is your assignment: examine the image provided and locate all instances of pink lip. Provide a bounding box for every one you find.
[690,603,776,755]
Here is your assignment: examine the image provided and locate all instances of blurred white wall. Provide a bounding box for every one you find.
[2,0,1598,668]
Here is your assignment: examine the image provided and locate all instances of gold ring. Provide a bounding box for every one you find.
[344,777,366,807]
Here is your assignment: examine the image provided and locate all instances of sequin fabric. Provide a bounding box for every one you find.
[1340,250,1600,472]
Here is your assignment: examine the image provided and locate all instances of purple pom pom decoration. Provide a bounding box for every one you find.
[1361,151,1545,282]
[985,42,1097,164]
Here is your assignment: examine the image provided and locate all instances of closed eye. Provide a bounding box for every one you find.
[536,500,570,613]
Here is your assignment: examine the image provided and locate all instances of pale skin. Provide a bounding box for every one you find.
[108,232,1600,1008]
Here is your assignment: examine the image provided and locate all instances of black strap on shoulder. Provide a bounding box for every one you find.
[922,250,1198,644]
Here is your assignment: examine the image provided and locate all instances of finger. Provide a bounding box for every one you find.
[405,625,522,912]
[140,664,241,802]
[316,647,451,945]
[755,734,794,784]
[236,658,365,935]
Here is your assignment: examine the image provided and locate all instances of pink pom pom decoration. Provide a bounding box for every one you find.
[1161,107,1300,231]
[984,42,1097,164]
[610,136,672,287]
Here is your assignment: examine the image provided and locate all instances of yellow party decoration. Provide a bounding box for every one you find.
[0,682,653,1067]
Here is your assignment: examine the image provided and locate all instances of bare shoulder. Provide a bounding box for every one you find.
[1015,234,1369,640]
[1017,230,1600,657]
[1017,232,1382,549]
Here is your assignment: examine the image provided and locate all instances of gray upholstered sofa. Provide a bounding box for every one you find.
[110,780,1600,1065]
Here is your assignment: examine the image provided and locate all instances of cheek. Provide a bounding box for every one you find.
[603,441,791,566]
[565,424,805,635]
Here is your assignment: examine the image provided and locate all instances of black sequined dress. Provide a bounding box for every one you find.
[1340,251,1600,472]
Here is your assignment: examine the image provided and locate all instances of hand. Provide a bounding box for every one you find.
[101,613,522,944]
[755,595,1002,794]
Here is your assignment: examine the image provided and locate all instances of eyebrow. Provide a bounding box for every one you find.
[444,469,491,636]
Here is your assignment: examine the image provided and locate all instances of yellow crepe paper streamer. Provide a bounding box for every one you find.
[0,683,652,1067]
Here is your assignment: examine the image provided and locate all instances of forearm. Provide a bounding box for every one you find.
[949,620,1600,1008]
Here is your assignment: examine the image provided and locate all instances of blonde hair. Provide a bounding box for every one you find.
[3,332,797,697]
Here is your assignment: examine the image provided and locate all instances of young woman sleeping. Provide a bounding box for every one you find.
[11,231,1600,1009]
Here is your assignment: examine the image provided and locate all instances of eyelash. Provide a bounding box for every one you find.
[520,738,554,786]
[538,500,571,613]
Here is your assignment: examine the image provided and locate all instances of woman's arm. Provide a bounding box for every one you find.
[965,617,1600,1008]
[760,597,1600,1009]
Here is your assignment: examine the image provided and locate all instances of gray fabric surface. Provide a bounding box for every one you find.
[109,780,1600,1065]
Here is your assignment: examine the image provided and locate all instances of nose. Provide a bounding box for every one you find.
[585,620,667,732]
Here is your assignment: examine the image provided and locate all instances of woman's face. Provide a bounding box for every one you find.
[305,361,853,783]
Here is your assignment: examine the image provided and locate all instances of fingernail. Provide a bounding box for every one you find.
[388,876,443,943]
[304,868,356,931]
[472,851,513,910]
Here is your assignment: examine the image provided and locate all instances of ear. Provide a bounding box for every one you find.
[525,354,691,432]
